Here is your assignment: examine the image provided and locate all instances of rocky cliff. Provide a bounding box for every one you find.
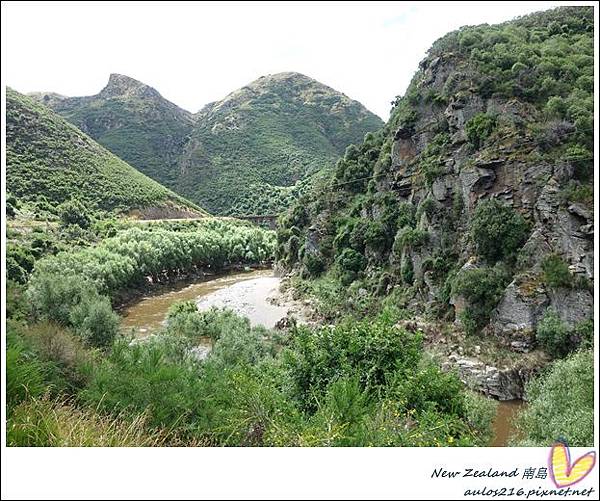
[276,7,594,396]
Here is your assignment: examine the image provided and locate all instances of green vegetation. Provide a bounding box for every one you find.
[465,113,497,148]
[535,309,592,358]
[469,200,530,263]
[514,350,593,446]
[28,219,275,298]
[541,254,572,288]
[451,265,510,336]
[58,199,92,228]
[6,6,594,449]
[45,74,195,192]
[41,72,382,216]
[8,397,169,447]
[6,88,203,216]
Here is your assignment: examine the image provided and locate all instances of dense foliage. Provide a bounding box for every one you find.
[28,219,275,299]
[514,350,593,446]
[535,309,593,358]
[6,88,202,216]
[469,200,530,264]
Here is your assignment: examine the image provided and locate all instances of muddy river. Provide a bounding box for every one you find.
[120,268,524,446]
[491,400,525,447]
[120,268,283,336]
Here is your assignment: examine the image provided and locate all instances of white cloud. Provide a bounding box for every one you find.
[2,1,570,120]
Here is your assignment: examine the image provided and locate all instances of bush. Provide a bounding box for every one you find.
[452,265,509,335]
[400,255,414,285]
[335,248,366,274]
[541,254,572,288]
[79,339,208,434]
[514,350,593,446]
[302,252,325,277]
[535,309,590,358]
[6,257,28,284]
[388,362,465,416]
[6,245,35,284]
[465,113,497,148]
[282,314,422,411]
[393,227,428,254]
[470,200,529,263]
[6,329,65,413]
[58,199,92,229]
[27,273,96,325]
[69,292,120,348]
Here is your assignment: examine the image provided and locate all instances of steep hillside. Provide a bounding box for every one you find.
[32,74,195,188]
[6,88,204,217]
[180,72,383,215]
[277,7,593,374]
[35,72,383,216]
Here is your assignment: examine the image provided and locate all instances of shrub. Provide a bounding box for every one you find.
[469,200,529,263]
[79,339,208,434]
[393,227,429,254]
[302,252,325,277]
[6,257,28,284]
[58,199,92,229]
[69,292,120,348]
[6,246,35,283]
[541,254,572,288]
[19,321,94,389]
[397,202,416,228]
[335,248,366,274]
[166,306,245,342]
[452,265,509,335]
[465,113,497,148]
[6,329,65,413]
[282,314,422,411]
[400,255,414,285]
[514,350,593,446]
[388,362,465,416]
[535,309,590,358]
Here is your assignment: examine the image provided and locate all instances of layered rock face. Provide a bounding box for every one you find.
[277,7,594,365]
[388,55,594,350]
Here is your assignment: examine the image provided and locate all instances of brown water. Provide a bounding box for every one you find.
[491,400,526,446]
[120,268,279,336]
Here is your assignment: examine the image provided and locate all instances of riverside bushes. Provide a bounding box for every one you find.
[514,350,593,446]
[25,219,276,349]
[29,219,275,298]
[75,308,495,446]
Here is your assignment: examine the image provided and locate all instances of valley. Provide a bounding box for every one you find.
[5,6,594,449]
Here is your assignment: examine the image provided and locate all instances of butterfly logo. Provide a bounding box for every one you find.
[549,442,596,488]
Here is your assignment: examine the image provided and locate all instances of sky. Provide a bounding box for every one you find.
[2,1,573,120]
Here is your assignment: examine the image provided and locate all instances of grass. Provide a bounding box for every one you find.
[7,397,170,447]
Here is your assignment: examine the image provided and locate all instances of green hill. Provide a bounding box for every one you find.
[34,72,383,216]
[6,88,204,217]
[34,74,195,189]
